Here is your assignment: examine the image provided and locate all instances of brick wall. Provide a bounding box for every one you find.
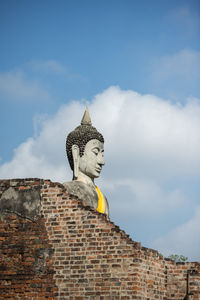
[0,179,199,299]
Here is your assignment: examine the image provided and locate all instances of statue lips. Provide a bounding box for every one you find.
[95,167,102,173]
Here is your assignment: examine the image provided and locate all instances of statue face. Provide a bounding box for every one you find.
[79,139,104,179]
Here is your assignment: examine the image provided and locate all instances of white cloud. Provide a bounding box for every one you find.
[151,206,200,262]
[92,86,200,179]
[0,70,50,101]
[0,60,88,103]
[169,6,200,35]
[149,49,200,100]
[27,60,88,83]
[102,178,187,217]
[153,49,200,83]
[0,86,199,260]
[0,101,83,181]
[0,138,66,181]
[28,60,66,74]
[1,86,199,180]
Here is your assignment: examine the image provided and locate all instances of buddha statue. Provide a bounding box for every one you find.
[63,107,109,217]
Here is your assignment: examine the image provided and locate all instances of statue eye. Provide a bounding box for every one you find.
[92,149,99,155]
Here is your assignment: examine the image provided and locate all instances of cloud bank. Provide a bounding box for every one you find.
[0,86,199,260]
[149,49,200,100]
[0,70,50,102]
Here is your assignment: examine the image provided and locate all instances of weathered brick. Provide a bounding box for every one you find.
[0,178,199,299]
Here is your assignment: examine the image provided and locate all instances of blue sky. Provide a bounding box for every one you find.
[0,0,200,260]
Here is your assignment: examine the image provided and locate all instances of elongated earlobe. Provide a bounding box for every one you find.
[72,145,80,179]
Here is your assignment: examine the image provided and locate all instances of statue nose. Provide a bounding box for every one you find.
[98,154,105,166]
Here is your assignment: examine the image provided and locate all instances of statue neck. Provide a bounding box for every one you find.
[74,171,95,187]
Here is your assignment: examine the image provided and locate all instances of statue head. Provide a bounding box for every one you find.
[66,107,104,183]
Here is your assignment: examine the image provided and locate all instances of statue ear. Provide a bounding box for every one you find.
[72,144,80,179]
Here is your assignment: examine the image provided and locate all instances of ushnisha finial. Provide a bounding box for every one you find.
[81,105,92,126]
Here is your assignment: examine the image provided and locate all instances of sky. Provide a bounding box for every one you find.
[0,0,200,261]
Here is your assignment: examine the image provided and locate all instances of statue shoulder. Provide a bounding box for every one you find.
[63,180,98,209]
[63,181,109,218]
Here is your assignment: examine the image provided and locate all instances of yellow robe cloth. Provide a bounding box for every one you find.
[96,186,106,214]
